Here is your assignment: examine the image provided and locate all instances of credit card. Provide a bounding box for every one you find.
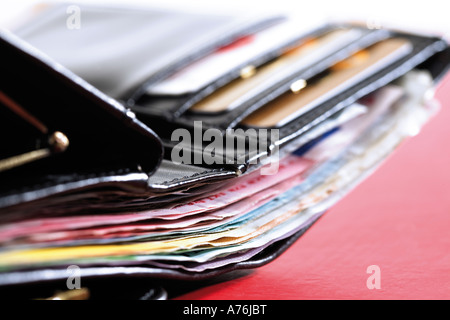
[242,37,412,127]
[147,24,363,96]
[190,28,364,113]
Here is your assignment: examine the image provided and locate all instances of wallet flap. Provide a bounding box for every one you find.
[0,30,164,210]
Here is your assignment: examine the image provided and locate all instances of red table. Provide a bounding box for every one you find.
[177,74,450,300]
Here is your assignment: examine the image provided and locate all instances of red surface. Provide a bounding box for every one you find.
[177,74,450,300]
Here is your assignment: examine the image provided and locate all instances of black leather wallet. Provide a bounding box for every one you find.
[0,4,449,298]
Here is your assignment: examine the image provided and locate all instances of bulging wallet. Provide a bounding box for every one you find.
[0,3,449,299]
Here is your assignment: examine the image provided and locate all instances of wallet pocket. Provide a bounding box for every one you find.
[135,30,448,175]
[132,24,388,124]
[267,32,448,149]
[131,23,343,117]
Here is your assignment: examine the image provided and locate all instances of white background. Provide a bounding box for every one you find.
[0,0,449,36]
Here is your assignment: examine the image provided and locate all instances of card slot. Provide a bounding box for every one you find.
[171,26,389,130]
[162,35,445,174]
[131,23,335,120]
[272,35,446,148]
[163,24,338,117]
[126,15,286,105]
[243,37,413,128]
[188,27,367,115]
[130,31,447,179]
